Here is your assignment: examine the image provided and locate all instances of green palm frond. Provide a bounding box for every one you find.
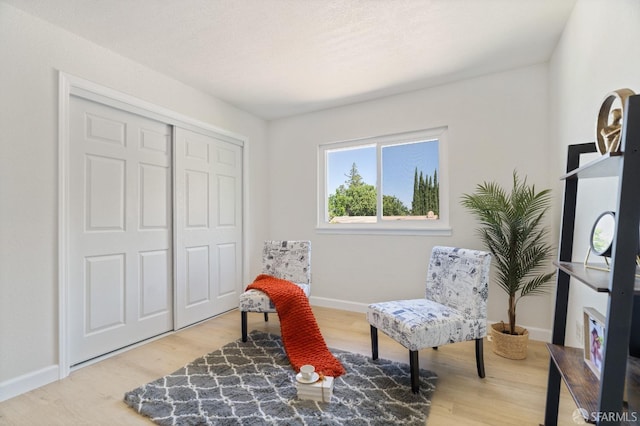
[461,171,555,333]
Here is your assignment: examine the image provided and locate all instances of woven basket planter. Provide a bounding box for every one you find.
[490,323,529,360]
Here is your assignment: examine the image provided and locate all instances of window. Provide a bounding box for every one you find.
[317,127,450,235]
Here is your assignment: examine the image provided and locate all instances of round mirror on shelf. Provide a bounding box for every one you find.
[590,211,616,257]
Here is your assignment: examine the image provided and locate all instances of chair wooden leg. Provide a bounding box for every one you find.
[370,325,379,360]
[410,350,420,394]
[475,338,486,378]
[264,312,269,322]
[241,311,248,342]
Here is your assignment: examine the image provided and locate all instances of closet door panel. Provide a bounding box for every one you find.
[68,96,173,365]
[174,128,243,328]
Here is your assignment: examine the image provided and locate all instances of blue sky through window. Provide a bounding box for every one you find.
[327,140,438,209]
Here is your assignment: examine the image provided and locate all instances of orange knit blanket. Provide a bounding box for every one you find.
[246,274,345,377]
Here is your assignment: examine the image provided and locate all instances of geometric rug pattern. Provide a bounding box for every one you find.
[124,330,437,425]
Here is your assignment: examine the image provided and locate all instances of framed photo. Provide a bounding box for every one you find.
[584,307,606,378]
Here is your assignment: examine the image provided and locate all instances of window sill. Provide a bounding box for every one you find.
[315,225,453,236]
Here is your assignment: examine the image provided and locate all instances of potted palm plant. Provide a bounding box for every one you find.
[461,171,555,359]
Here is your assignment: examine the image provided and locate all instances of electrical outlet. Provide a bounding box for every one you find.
[576,320,583,343]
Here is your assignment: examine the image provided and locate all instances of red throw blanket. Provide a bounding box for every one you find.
[246,274,345,377]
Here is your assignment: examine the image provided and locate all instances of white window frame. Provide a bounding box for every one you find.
[317,127,451,235]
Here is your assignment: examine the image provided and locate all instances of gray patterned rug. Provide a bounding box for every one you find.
[124,331,437,425]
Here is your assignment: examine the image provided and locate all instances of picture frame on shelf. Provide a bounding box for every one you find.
[584,307,606,378]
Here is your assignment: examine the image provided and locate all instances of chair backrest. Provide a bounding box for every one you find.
[425,246,491,319]
[261,240,311,285]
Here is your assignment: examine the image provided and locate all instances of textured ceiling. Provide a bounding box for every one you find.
[4,0,576,119]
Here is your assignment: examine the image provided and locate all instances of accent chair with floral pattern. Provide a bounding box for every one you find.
[366,246,491,393]
[239,240,311,342]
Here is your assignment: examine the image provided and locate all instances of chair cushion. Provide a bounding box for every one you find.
[366,299,486,351]
[239,283,310,312]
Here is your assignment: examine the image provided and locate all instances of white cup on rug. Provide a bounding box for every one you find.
[300,364,315,380]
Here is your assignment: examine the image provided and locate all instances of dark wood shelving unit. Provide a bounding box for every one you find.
[547,345,600,420]
[544,95,640,426]
[553,261,611,293]
[554,262,640,294]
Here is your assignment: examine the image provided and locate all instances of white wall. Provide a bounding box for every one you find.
[5,0,638,401]
[548,0,640,348]
[267,64,554,338]
[0,3,269,398]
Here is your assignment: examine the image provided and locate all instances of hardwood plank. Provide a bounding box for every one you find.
[0,307,578,425]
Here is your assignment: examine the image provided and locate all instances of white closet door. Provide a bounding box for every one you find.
[174,128,243,329]
[68,96,173,365]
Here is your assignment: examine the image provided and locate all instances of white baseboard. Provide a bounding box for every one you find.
[310,296,369,313]
[0,365,59,402]
[486,319,552,343]
[522,325,552,343]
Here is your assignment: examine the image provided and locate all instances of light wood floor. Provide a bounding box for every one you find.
[0,306,578,425]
